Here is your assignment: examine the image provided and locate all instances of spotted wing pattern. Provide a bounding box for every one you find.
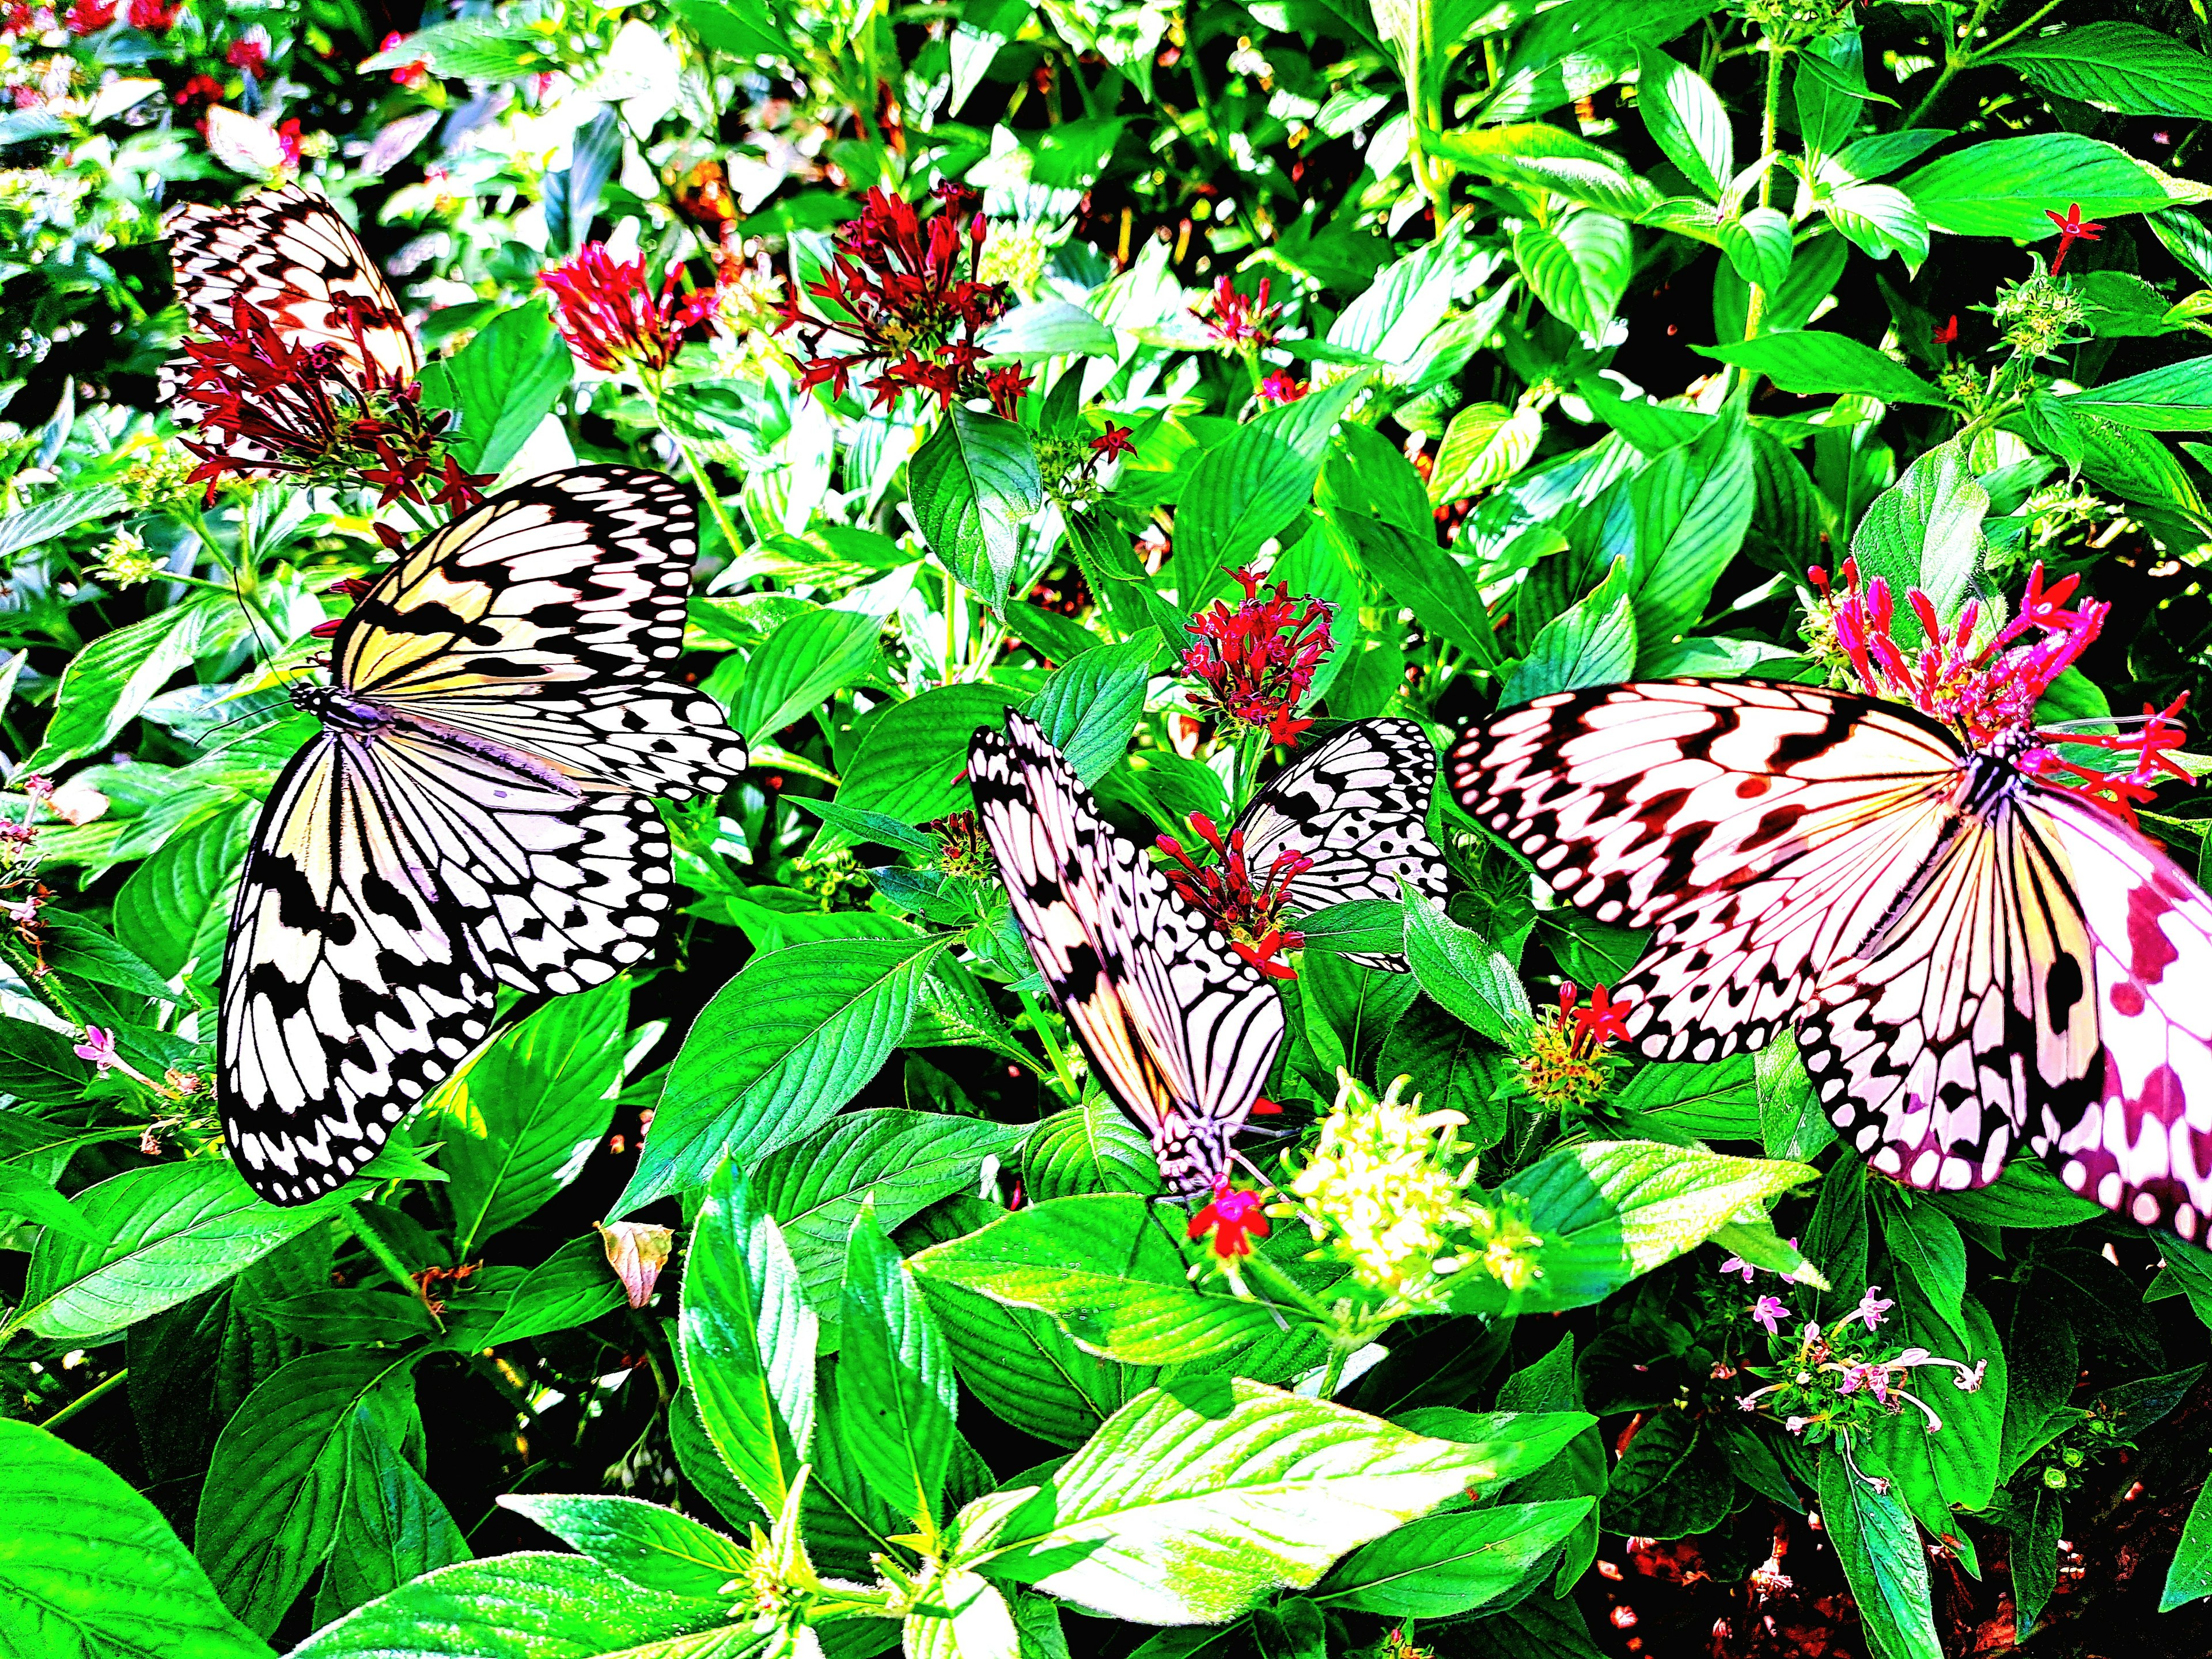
[1232,716,1446,971]
[219,468,724,1205]
[971,711,1285,1194]
[2025,790,2212,1243]
[162,183,418,416]
[334,467,747,800]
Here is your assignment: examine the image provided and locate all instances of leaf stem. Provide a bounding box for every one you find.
[1903,0,2001,128]
[339,1205,437,1310]
[1018,989,1082,1105]
[1740,40,1789,347]
[646,383,748,560]
[37,1365,128,1431]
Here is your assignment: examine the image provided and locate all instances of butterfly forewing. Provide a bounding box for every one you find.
[970,713,1285,1192]
[1234,716,1446,970]
[2027,790,2212,1241]
[162,183,418,419]
[335,467,745,800]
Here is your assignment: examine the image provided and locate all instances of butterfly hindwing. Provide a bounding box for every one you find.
[971,712,1285,1192]
[335,466,746,800]
[1233,715,1446,970]
[2027,789,2212,1241]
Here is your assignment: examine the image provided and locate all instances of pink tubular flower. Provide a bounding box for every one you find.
[1751,1294,1792,1335]
[540,244,721,378]
[1812,559,2189,827]
[1194,275,1281,349]
[63,0,113,32]
[126,0,176,25]
[1188,1174,1271,1258]
[1181,569,1333,745]
[74,1025,118,1075]
[1849,1286,1895,1331]
[1157,813,1312,979]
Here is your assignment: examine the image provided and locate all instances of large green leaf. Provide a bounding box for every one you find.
[1513,212,1632,335]
[287,1552,729,1658]
[839,1199,960,1529]
[908,1193,1287,1365]
[1312,1498,1594,1616]
[829,683,1026,834]
[438,979,629,1253]
[1698,332,1949,406]
[1992,23,2212,121]
[21,597,214,774]
[2165,1469,2212,1610]
[499,1495,751,1599]
[195,1349,418,1635]
[6,1160,349,1343]
[112,800,255,984]
[1176,377,1365,573]
[729,606,884,746]
[1619,417,1756,652]
[1338,510,1501,666]
[2060,358,2212,431]
[417,302,573,474]
[1816,1452,1942,1659]
[313,1408,469,1627]
[1020,633,1157,785]
[677,1162,816,1519]
[1899,132,2204,240]
[0,1418,273,1659]
[1635,47,1730,199]
[1403,893,1531,1043]
[617,933,952,1213]
[1847,440,1988,620]
[966,1378,1506,1623]
[910,406,1041,611]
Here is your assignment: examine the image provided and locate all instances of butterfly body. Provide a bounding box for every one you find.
[1449,679,2212,1241]
[219,467,745,1205]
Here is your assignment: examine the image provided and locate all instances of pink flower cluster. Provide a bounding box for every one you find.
[1181,567,1333,745]
[1157,812,1312,980]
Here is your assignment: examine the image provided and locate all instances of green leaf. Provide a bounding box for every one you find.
[1403,890,1533,1043]
[1503,563,1637,706]
[1847,440,1988,621]
[439,979,628,1253]
[1022,1098,1162,1200]
[1899,133,2205,240]
[1928,1157,2103,1229]
[730,607,884,747]
[829,683,1025,834]
[1453,1140,1816,1315]
[0,1017,101,1105]
[1616,1053,1759,1138]
[21,597,213,775]
[1720,207,1793,291]
[500,1495,749,1599]
[257,1288,439,1346]
[2059,358,2212,431]
[286,1552,728,1659]
[1823,183,1930,269]
[1337,510,1501,666]
[196,1349,416,1635]
[907,1566,1021,1659]
[113,800,255,983]
[1429,402,1544,504]
[2163,1470,2212,1609]
[1993,22,2212,121]
[1794,29,1867,158]
[988,298,1116,358]
[1816,1451,1942,1659]
[1431,1592,1606,1658]
[482,1234,626,1346]
[670,0,789,62]
[618,934,952,1213]
[7,1160,351,1343]
[416,303,573,475]
[1636,47,1730,199]
[753,1109,1027,1316]
[0,484,127,560]
[1313,1498,1593,1616]
[908,1193,1285,1365]
[969,1378,1508,1623]
[0,1418,273,1659]
[839,1198,960,1529]
[1513,211,1633,335]
[1430,126,1660,218]
[1020,633,1157,785]
[1601,1409,1733,1538]
[1620,416,1758,652]
[1881,1199,1966,1325]
[1697,332,1950,407]
[677,1162,816,1520]
[1176,376,1366,573]
[313,1410,469,1626]
[359,17,559,78]
[910,407,1043,611]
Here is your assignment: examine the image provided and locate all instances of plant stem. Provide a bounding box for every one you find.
[673,434,748,562]
[1903,0,2000,128]
[340,1206,435,1308]
[1740,40,1789,347]
[1019,989,1082,1105]
[39,1366,128,1431]
[1319,1346,1351,1399]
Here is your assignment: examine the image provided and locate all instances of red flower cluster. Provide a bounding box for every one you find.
[173,298,491,511]
[63,0,112,32]
[1181,567,1334,745]
[225,28,268,76]
[2046,202,2104,275]
[1815,558,2189,825]
[127,0,176,26]
[540,243,720,377]
[380,31,430,89]
[1157,812,1312,980]
[1194,275,1281,349]
[1257,370,1308,405]
[772,183,1025,416]
[1188,1174,1270,1259]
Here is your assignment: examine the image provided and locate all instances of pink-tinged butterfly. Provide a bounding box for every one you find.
[1446,561,2212,1246]
[969,712,1285,1194]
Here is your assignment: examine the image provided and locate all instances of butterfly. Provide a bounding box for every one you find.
[218,466,748,1205]
[162,184,418,422]
[1214,715,1448,971]
[1446,677,2212,1244]
[969,712,1285,1195]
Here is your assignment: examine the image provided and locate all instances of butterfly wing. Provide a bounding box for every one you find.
[1232,716,1446,970]
[335,466,746,800]
[971,711,1285,1192]
[1794,793,2100,1191]
[218,729,676,1205]
[162,183,418,412]
[2023,789,2212,1242]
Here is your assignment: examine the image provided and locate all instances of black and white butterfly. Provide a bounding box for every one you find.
[217,467,747,1205]
[969,713,1285,1195]
[1221,715,1448,971]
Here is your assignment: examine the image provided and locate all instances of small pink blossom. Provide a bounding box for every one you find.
[74,1026,118,1075]
[1751,1294,1791,1335]
[1849,1286,1895,1331]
